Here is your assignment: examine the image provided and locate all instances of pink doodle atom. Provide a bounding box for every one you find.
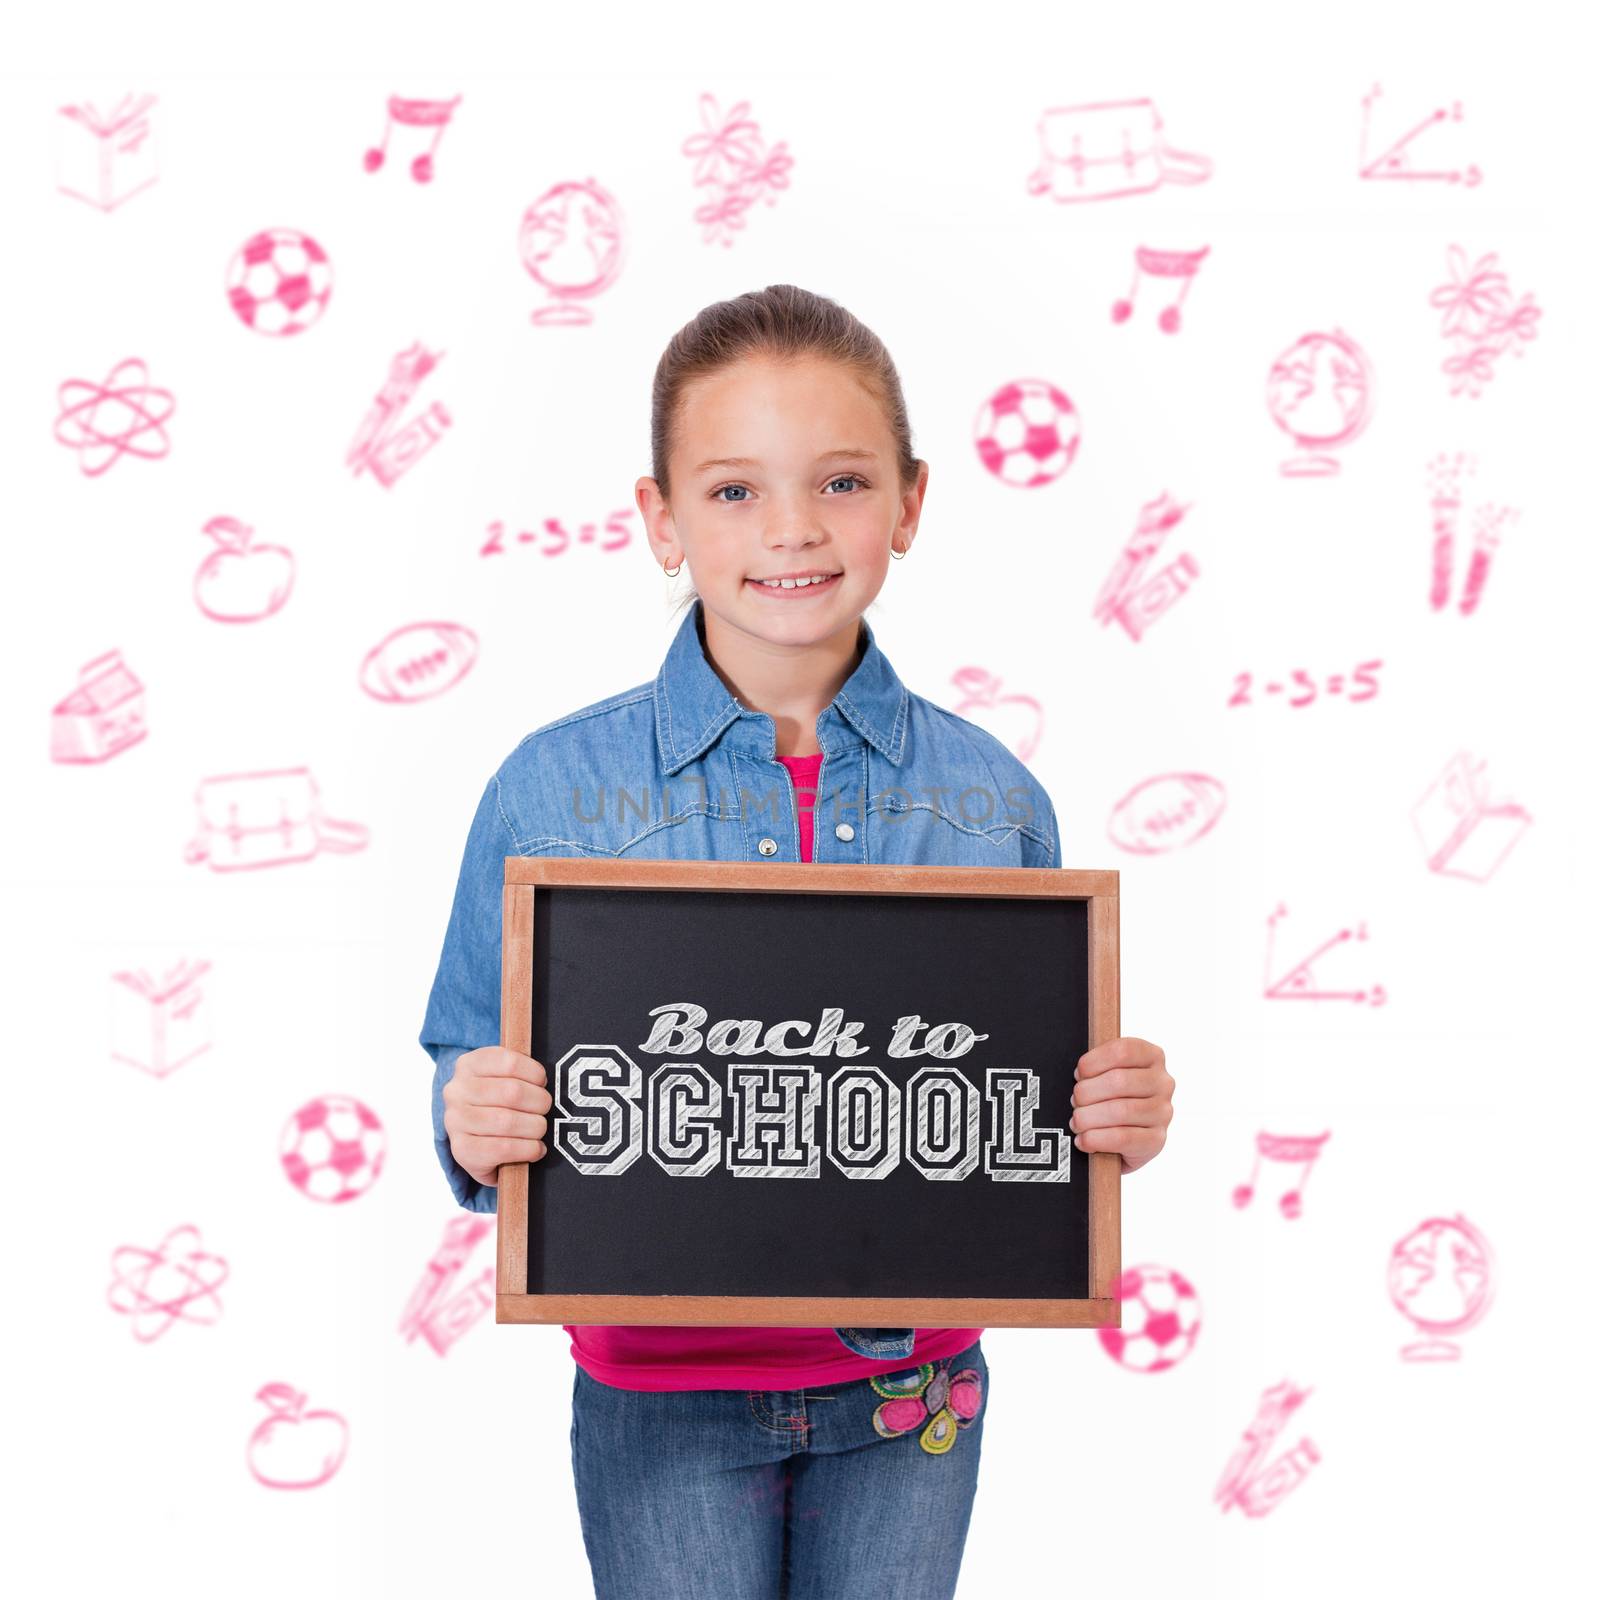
[973,379,1081,488]
[225,228,333,337]
[1098,1263,1201,1373]
[247,1384,349,1489]
[107,1224,229,1342]
[280,1094,386,1203]
[54,358,175,476]
[870,1360,984,1455]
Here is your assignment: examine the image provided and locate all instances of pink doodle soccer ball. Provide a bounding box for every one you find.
[280,1094,385,1203]
[226,228,333,337]
[972,378,1081,488]
[1098,1263,1202,1373]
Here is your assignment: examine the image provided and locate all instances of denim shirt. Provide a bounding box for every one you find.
[418,598,1062,1362]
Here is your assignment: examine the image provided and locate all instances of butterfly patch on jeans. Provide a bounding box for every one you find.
[870,1359,983,1455]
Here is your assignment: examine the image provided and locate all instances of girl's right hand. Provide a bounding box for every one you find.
[442,1046,553,1189]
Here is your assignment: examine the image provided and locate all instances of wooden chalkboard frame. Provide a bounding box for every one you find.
[495,857,1121,1331]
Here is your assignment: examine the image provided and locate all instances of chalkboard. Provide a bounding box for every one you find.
[495,858,1121,1330]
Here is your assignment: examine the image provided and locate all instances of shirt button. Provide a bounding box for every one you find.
[757,837,778,856]
[835,822,855,842]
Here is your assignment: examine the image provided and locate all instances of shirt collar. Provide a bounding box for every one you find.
[653,598,909,775]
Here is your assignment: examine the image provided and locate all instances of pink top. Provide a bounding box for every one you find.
[563,751,983,1390]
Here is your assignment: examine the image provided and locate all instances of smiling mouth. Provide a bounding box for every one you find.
[746,572,842,594]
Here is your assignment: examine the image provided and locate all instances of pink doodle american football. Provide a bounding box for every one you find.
[1107,772,1227,855]
[358,622,478,704]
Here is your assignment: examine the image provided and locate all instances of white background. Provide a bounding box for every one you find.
[4,2,1595,1595]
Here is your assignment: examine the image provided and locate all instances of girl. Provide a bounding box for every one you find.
[420,284,1175,1599]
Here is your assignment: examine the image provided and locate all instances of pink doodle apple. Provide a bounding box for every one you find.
[949,666,1044,761]
[246,1382,349,1489]
[194,515,295,623]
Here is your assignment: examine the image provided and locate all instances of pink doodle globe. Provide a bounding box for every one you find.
[517,179,626,326]
[1386,1214,1494,1360]
[1265,329,1374,475]
[1098,1263,1202,1373]
[279,1094,385,1203]
[225,227,333,337]
[973,378,1081,488]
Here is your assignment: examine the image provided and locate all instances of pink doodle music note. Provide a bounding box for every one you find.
[1111,245,1210,334]
[1387,1214,1495,1361]
[1215,1381,1320,1517]
[1232,1131,1330,1220]
[1264,905,1386,1006]
[518,179,627,326]
[247,1385,349,1489]
[363,93,461,183]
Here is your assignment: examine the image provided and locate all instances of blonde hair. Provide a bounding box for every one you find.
[650,284,920,619]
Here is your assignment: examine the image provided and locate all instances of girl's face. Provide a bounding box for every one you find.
[639,355,927,649]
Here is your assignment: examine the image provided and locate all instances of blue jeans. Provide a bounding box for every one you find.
[570,1338,989,1599]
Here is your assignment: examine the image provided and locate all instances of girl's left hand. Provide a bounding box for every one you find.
[1070,1036,1174,1175]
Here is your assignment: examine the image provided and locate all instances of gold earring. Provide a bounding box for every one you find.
[890,545,907,560]
[663,559,683,577]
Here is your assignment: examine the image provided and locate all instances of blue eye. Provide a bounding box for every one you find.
[826,475,866,493]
